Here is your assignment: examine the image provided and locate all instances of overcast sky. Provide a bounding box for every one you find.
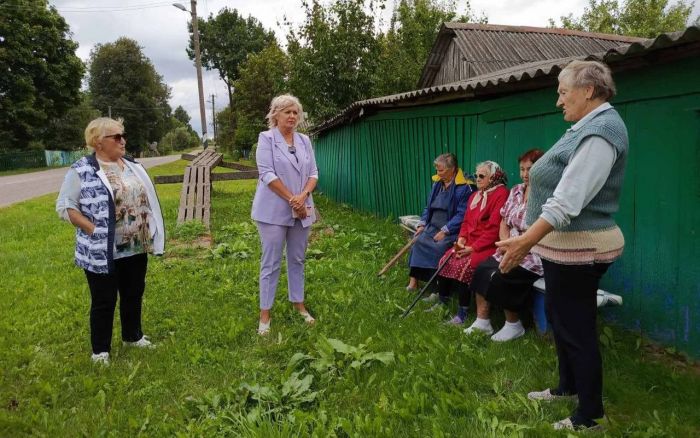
[48,0,699,137]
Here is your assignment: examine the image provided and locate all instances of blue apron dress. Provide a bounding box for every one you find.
[408,187,457,271]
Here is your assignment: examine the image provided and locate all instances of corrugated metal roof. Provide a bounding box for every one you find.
[419,23,643,88]
[312,26,700,136]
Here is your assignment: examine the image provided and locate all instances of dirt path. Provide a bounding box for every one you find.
[0,155,181,208]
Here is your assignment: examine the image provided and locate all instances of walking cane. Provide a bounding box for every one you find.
[377,234,419,276]
[401,249,455,318]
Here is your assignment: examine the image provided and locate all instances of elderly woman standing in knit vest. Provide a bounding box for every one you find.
[497,60,628,432]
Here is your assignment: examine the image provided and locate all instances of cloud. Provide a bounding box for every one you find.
[50,0,700,136]
[50,0,306,136]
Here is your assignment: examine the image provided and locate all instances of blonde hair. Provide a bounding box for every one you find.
[265,94,305,129]
[558,60,616,101]
[84,117,124,150]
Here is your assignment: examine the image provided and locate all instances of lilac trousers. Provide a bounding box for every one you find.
[256,220,311,310]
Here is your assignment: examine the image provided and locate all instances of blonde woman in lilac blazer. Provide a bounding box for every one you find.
[251,94,318,335]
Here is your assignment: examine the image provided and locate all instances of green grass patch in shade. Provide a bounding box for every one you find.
[1,165,699,436]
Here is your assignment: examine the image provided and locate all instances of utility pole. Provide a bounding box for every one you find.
[190,0,207,147]
[208,94,217,143]
[108,105,112,118]
[173,1,207,147]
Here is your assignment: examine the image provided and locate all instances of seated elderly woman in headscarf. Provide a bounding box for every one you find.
[468,148,544,340]
[429,161,509,326]
[406,153,473,291]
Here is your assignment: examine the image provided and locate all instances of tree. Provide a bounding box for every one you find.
[214,106,237,154]
[88,38,172,154]
[171,105,197,135]
[188,8,276,104]
[286,0,384,121]
[233,43,290,150]
[0,0,84,150]
[47,93,100,151]
[375,0,484,95]
[160,126,200,154]
[550,0,694,38]
[173,105,192,127]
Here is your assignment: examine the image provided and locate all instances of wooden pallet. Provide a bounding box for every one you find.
[176,149,222,227]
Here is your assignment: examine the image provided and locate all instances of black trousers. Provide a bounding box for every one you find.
[542,259,611,421]
[437,276,471,307]
[84,253,148,354]
[409,266,436,283]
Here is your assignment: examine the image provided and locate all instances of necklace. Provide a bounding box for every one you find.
[97,156,124,170]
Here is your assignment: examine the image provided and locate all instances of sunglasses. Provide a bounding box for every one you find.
[476,173,487,179]
[104,133,126,142]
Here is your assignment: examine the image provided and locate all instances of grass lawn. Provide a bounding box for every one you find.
[1,164,699,436]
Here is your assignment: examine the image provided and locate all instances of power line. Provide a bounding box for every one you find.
[106,105,172,111]
[1,1,175,13]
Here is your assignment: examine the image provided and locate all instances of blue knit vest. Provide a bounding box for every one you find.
[72,155,116,274]
[526,107,628,231]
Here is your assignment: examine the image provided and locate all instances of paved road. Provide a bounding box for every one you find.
[0,155,181,209]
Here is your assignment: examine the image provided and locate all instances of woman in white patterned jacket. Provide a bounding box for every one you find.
[56,117,165,366]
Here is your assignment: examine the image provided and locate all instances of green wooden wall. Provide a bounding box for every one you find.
[313,56,700,357]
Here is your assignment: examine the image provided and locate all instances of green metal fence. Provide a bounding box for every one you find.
[0,149,88,171]
[0,150,46,171]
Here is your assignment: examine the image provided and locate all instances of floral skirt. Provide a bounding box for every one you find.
[438,247,475,285]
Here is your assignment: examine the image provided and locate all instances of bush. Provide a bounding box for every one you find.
[230,150,241,161]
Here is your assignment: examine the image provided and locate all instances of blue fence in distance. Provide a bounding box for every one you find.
[0,150,88,171]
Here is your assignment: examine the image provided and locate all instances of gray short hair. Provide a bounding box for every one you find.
[558,60,616,101]
[434,153,458,169]
[265,94,305,129]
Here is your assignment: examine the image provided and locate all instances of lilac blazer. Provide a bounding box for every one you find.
[251,128,318,228]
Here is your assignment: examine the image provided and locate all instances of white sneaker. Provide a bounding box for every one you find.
[552,417,602,431]
[527,388,576,401]
[91,352,110,365]
[123,335,155,348]
[424,301,447,313]
[421,292,439,303]
[463,319,494,335]
[552,418,575,430]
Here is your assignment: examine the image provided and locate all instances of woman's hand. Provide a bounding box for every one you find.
[454,237,472,258]
[433,231,446,242]
[289,193,307,210]
[496,218,553,273]
[293,205,308,219]
[67,208,96,235]
[414,225,425,236]
[496,235,534,273]
[455,246,473,258]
